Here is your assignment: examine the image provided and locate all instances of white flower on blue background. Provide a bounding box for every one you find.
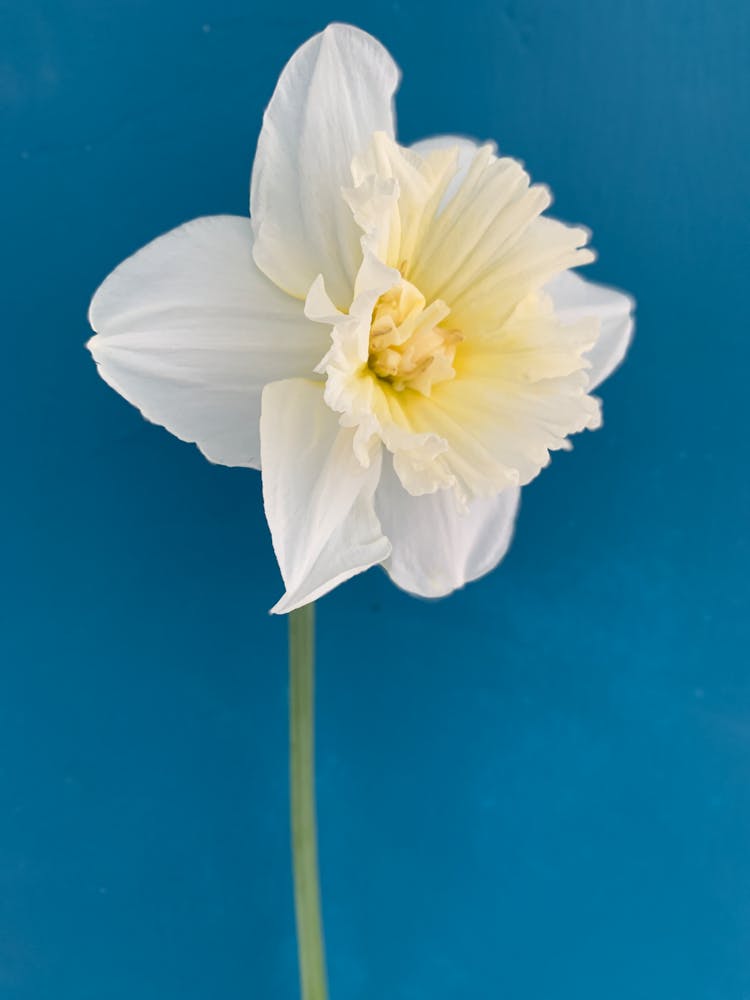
[87,23,634,613]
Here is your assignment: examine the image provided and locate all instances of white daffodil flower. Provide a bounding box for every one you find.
[87,23,634,614]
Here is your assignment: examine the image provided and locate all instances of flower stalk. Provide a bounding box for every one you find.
[289,602,329,1000]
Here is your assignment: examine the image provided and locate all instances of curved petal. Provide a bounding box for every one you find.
[375,456,521,598]
[251,23,400,308]
[260,378,391,613]
[87,216,328,469]
[545,270,635,389]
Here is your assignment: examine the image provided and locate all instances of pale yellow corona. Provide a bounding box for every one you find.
[309,131,603,507]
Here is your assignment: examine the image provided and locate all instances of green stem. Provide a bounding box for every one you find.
[289,602,329,1000]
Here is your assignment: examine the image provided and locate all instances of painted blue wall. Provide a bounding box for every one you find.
[3,1,749,997]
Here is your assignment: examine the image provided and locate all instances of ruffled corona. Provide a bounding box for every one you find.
[307,132,602,507]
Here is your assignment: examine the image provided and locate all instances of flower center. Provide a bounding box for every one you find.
[367,279,462,395]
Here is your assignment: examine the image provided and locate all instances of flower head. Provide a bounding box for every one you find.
[88,24,634,613]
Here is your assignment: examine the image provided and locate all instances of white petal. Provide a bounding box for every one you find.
[375,456,521,598]
[545,270,635,389]
[88,216,328,468]
[260,378,391,613]
[251,24,400,309]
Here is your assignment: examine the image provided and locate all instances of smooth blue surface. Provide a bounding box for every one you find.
[2,1,749,997]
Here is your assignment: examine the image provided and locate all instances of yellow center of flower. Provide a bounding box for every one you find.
[367,279,462,395]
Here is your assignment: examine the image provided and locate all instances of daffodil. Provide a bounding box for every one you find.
[87,25,634,1000]
[87,23,634,617]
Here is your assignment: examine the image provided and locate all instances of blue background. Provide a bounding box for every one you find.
[2,1,749,997]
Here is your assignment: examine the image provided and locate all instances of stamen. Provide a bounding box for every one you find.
[367,279,461,396]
